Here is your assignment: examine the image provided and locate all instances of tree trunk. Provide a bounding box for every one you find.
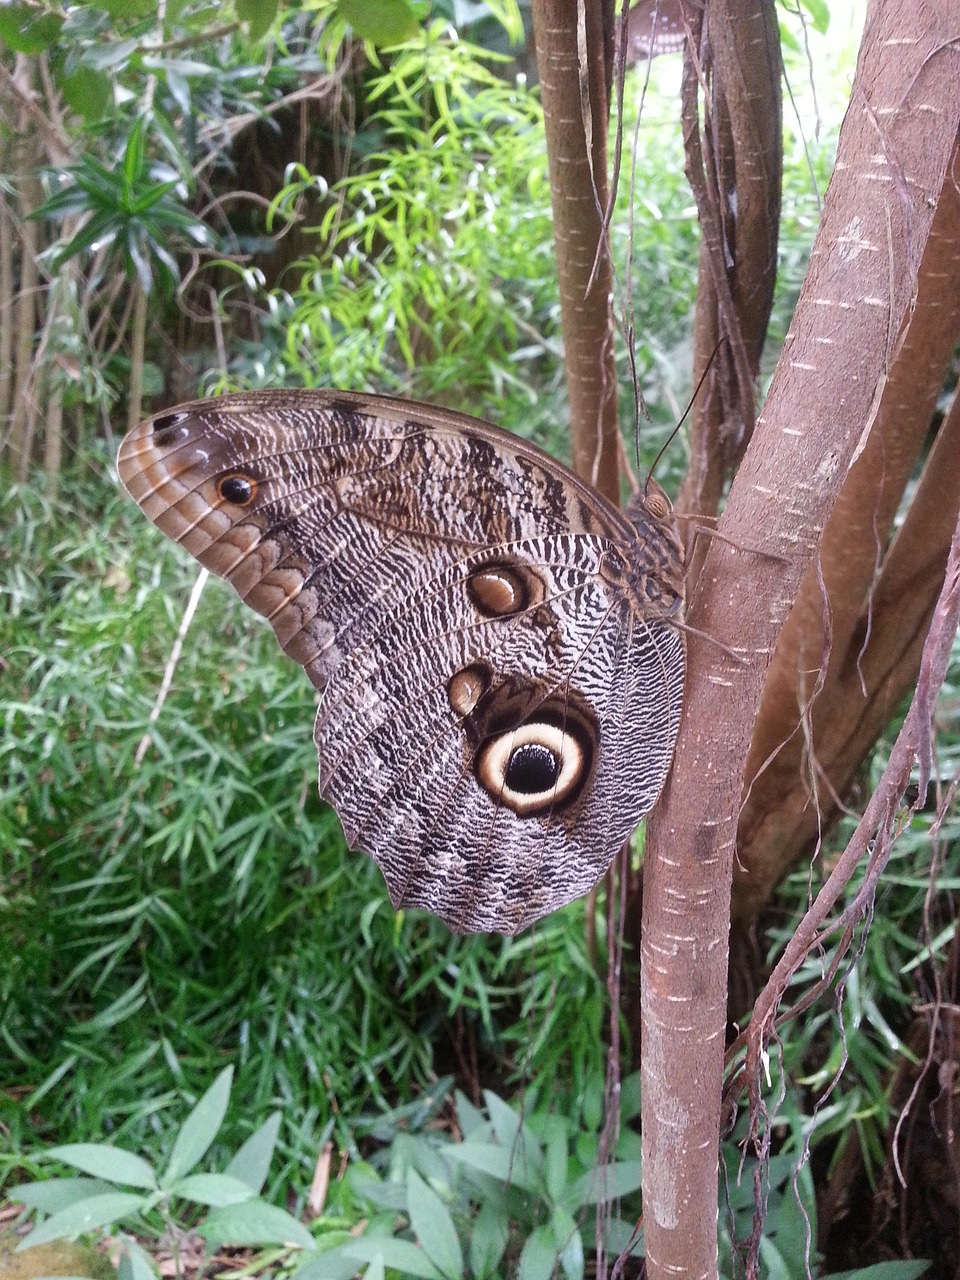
[734,132,960,926]
[640,4,960,1276]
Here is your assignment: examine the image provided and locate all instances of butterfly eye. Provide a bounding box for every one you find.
[476,716,593,816]
[218,473,257,506]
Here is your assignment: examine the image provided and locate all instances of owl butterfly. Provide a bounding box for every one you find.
[118,391,685,935]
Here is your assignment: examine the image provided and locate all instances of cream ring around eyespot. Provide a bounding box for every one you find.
[477,721,586,816]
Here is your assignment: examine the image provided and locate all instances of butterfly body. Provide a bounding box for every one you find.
[119,390,684,934]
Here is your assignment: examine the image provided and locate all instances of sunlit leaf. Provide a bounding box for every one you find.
[62,67,112,123]
[236,0,279,41]
[336,0,419,46]
[0,3,63,53]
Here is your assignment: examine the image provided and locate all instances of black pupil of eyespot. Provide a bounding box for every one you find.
[505,742,559,794]
[221,475,252,503]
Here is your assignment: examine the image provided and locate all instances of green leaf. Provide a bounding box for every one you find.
[292,1247,374,1280]
[798,0,830,34]
[46,1144,157,1190]
[122,119,147,197]
[516,1226,557,1280]
[335,0,419,46]
[540,1117,568,1205]
[822,1265,931,1280]
[170,1172,254,1207]
[12,1179,115,1214]
[444,1143,539,1193]
[62,67,112,123]
[199,1198,314,1250]
[339,1239,442,1279]
[115,1233,161,1280]
[226,1112,281,1193]
[551,1208,583,1280]
[235,0,279,41]
[621,1071,642,1122]
[95,0,153,16]
[0,3,63,53]
[405,1170,462,1280]
[469,1200,508,1278]
[162,1066,233,1184]
[17,1192,146,1249]
[562,1159,643,1211]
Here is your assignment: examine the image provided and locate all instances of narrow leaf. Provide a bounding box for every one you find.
[162,1066,233,1184]
[17,1192,145,1250]
[551,1208,584,1280]
[46,1144,157,1189]
[469,1199,508,1278]
[12,1179,114,1214]
[516,1226,558,1280]
[405,1170,462,1280]
[225,1112,281,1193]
[562,1159,643,1211]
[116,1233,160,1280]
[340,1238,442,1279]
[170,1172,254,1207]
[199,1199,314,1250]
[445,1143,539,1193]
[122,118,146,194]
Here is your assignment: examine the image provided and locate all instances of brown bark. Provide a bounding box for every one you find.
[640,4,960,1276]
[531,0,620,506]
[735,136,960,923]
[677,0,782,547]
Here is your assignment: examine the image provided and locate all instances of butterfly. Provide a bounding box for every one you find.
[118,390,685,934]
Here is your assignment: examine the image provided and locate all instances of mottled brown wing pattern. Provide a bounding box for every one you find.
[118,389,685,934]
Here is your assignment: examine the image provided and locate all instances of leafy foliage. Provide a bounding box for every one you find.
[36,119,213,296]
[11,1067,311,1280]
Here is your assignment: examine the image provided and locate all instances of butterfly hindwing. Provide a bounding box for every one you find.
[118,389,685,934]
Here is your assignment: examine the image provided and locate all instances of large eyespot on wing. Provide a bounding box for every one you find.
[461,681,598,818]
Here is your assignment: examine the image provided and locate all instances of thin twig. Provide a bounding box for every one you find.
[134,568,210,766]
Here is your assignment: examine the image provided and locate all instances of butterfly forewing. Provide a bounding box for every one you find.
[118,389,685,934]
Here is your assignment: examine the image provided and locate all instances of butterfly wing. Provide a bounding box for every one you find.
[118,389,684,933]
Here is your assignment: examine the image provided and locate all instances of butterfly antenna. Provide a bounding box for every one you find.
[644,336,726,492]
